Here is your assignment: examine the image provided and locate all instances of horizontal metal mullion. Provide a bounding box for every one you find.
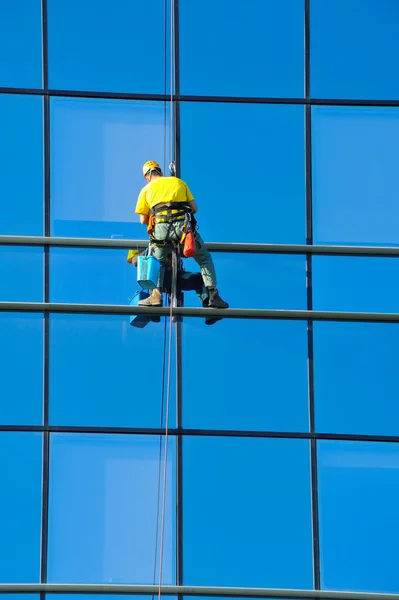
[3,86,399,107]
[2,235,399,257]
[1,302,399,323]
[2,425,399,444]
[0,584,397,600]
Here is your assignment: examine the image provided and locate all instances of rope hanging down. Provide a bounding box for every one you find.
[152,2,178,599]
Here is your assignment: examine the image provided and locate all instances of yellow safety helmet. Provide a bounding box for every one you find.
[142,160,161,178]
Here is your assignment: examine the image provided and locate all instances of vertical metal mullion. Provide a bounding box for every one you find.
[305,0,321,590]
[173,0,184,592]
[40,0,51,595]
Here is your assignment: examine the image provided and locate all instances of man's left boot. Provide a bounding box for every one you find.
[138,288,163,307]
[208,288,229,309]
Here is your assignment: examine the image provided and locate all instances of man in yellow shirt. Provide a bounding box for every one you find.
[134,160,229,310]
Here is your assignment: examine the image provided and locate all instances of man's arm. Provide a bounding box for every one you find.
[135,188,150,224]
[190,200,198,213]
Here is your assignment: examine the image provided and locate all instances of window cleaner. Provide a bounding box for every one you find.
[133,160,229,311]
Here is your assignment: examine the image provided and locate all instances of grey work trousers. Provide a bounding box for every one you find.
[151,220,217,289]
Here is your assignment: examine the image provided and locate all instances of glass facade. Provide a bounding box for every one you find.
[1,0,399,596]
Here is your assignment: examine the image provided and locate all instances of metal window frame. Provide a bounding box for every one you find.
[0,584,397,600]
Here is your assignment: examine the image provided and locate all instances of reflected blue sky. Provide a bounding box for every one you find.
[311,0,399,100]
[312,106,399,246]
[0,433,42,582]
[184,437,313,588]
[318,441,399,592]
[0,94,43,235]
[180,0,304,97]
[47,434,175,584]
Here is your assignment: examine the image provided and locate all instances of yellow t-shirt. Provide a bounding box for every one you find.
[135,176,194,216]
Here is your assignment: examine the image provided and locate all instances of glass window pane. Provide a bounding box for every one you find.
[0,0,42,88]
[0,247,44,302]
[183,320,309,432]
[0,432,42,582]
[182,254,306,311]
[184,437,313,587]
[311,0,399,100]
[0,314,43,425]
[312,106,399,245]
[0,94,43,235]
[180,0,304,97]
[48,0,169,94]
[47,433,176,584]
[181,103,305,243]
[50,248,133,305]
[49,315,175,428]
[313,256,399,313]
[314,322,399,436]
[50,97,169,238]
[318,440,399,592]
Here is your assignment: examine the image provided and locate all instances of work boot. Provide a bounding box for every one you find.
[138,288,163,307]
[202,297,222,326]
[208,288,229,309]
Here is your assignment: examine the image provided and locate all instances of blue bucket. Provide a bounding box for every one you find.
[137,254,161,290]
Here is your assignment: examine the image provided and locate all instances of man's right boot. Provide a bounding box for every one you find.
[208,288,229,309]
[138,288,163,307]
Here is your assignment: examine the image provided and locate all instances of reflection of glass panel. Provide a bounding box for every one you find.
[49,315,175,428]
[312,106,399,245]
[181,102,305,243]
[311,0,399,100]
[0,314,43,425]
[180,0,303,97]
[318,440,399,592]
[182,253,306,310]
[0,94,43,235]
[48,0,168,93]
[0,247,43,302]
[183,320,309,432]
[50,248,133,305]
[50,97,169,238]
[313,256,399,313]
[314,322,399,436]
[0,0,42,88]
[184,437,313,588]
[0,432,42,582]
[47,434,175,584]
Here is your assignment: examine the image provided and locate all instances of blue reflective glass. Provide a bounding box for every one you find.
[50,97,169,238]
[0,247,43,302]
[182,254,306,310]
[183,319,309,432]
[312,106,399,245]
[181,103,305,243]
[180,0,304,97]
[318,440,399,592]
[0,0,42,88]
[184,437,313,587]
[49,315,175,428]
[313,256,399,313]
[0,314,43,425]
[47,433,176,584]
[0,94,43,235]
[48,0,169,94]
[50,248,133,305]
[0,432,42,582]
[314,322,399,436]
[311,0,399,100]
